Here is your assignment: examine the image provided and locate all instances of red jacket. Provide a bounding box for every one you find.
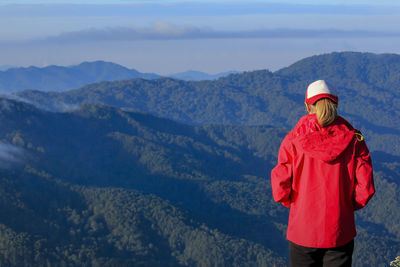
[271,114,375,248]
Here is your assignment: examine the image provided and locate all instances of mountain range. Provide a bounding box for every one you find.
[0,61,160,93]
[0,51,399,266]
[0,62,240,93]
[17,52,400,157]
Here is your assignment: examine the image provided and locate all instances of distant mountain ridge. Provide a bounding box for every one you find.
[169,70,242,81]
[0,61,160,93]
[0,62,241,93]
[0,65,15,71]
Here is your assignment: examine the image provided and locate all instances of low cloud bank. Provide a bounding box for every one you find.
[38,24,400,44]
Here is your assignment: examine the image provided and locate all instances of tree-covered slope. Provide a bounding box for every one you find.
[0,168,286,266]
[0,98,288,266]
[16,52,400,130]
[0,98,398,266]
[0,61,160,93]
[276,52,400,92]
[16,52,400,159]
[15,71,304,127]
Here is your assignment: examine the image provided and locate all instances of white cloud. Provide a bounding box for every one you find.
[31,24,400,44]
[2,2,400,42]
[0,143,24,168]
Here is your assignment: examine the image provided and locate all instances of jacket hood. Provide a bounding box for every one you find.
[290,114,356,162]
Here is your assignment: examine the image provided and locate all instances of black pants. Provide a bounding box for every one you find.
[289,240,354,267]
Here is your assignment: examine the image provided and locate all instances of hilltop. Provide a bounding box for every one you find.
[0,61,160,93]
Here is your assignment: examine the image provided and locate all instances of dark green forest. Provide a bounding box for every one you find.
[17,52,400,155]
[0,52,399,266]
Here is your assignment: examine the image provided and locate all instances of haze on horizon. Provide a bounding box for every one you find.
[1,0,400,75]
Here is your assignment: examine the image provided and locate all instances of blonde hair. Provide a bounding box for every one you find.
[307,98,338,127]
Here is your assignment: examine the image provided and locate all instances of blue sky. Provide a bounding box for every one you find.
[1,0,400,74]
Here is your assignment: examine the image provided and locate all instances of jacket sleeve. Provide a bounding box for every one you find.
[271,135,293,207]
[353,138,375,211]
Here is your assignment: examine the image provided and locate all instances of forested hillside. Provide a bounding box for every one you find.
[17,52,400,129]
[0,99,290,266]
[1,51,399,266]
[0,97,398,266]
[17,52,400,158]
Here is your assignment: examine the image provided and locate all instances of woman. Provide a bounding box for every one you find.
[271,80,375,267]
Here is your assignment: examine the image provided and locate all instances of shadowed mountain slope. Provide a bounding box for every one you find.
[0,98,398,266]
